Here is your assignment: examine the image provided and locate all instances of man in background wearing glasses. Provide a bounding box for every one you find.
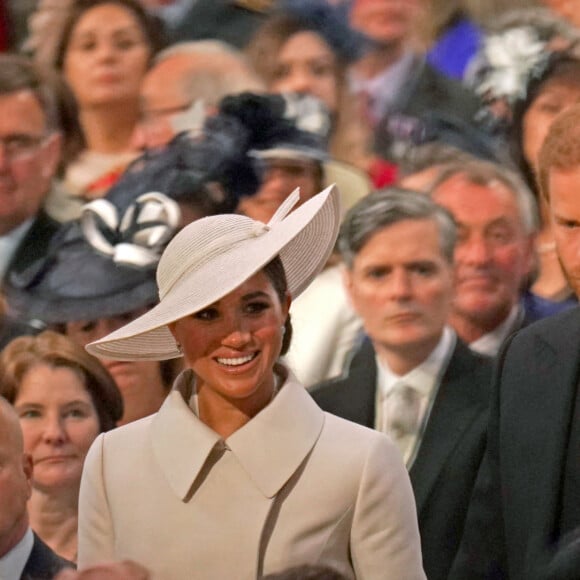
[0,54,62,285]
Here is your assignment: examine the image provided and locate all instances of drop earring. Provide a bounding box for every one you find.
[176,342,183,354]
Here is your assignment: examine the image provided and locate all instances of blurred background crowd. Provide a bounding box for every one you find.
[1,0,580,578]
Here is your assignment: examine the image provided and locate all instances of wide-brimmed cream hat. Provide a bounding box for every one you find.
[86,185,341,361]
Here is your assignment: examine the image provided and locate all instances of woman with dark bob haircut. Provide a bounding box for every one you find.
[0,330,122,562]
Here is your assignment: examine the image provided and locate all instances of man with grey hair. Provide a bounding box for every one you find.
[133,40,265,150]
[429,159,538,356]
[312,188,492,580]
[0,396,73,578]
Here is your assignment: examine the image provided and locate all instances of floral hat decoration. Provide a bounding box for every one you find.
[468,8,580,132]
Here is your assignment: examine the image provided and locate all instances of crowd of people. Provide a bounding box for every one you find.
[1,0,580,579]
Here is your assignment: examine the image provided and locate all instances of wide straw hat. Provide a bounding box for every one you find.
[86,184,341,361]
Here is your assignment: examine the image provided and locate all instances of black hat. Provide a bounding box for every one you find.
[106,118,260,215]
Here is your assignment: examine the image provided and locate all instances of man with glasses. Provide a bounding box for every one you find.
[0,54,62,285]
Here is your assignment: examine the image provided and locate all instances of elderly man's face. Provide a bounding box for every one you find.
[0,402,32,557]
[345,218,454,371]
[549,166,580,297]
[0,90,61,235]
[432,175,534,334]
[135,55,199,151]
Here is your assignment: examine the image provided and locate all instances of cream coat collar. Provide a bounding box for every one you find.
[150,368,325,500]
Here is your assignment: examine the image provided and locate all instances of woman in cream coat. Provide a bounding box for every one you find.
[79,186,425,579]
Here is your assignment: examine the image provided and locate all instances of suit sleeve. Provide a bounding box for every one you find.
[77,433,116,568]
[447,336,515,579]
[350,434,426,579]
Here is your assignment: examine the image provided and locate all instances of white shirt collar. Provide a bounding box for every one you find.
[0,527,34,580]
[469,304,522,357]
[376,326,456,400]
[0,219,33,281]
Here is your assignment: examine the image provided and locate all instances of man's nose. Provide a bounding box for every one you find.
[460,236,493,267]
[387,269,413,300]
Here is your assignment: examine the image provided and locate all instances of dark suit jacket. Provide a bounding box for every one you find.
[449,307,580,580]
[373,56,496,162]
[21,532,74,580]
[5,211,60,282]
[312,336,493,580]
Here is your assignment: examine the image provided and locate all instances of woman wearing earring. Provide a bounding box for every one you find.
[77,185,425,579]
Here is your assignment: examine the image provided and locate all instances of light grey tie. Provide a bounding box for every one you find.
[383,383,422,463]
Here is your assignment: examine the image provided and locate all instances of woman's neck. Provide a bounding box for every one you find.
[79,102,140,154]
[197,375,278,439]
[28,488,79,562]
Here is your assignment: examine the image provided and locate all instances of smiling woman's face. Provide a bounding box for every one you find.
[168,271,290,413]
[13,364,100,492]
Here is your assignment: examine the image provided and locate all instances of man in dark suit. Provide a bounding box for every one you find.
[448,105,580,580]
[0,55,62,286]
[348,0,493,162]
[0,397,72,579]
[429,159,540,357]
[312,188,492,580]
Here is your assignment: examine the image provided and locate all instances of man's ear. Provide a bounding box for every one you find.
[40,131,63,179]
[522,233,537,277]
[22,453,33,500]
[341,265,357,310]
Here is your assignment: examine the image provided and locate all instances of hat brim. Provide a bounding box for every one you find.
[86,185,341,361]
[323,160,371,216]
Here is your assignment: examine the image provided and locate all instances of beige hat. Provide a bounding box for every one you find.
[86,185,341,361]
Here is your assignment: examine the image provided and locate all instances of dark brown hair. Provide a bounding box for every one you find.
[263,256,293,356]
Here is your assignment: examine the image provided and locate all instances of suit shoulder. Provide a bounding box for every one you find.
[506,306,580,350]
[24,533,75,577]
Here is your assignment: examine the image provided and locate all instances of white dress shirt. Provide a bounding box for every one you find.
[0,527,34,580]
[0,219,32,282]
[469,304,522,357]
[375,327,456,467]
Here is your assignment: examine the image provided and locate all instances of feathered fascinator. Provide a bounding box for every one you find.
[276,0,366,63]
[468,8,580,131]
[105,114,259,216]
[218,92,332,160]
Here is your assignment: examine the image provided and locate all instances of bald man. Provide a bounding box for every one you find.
[0,396,73,579]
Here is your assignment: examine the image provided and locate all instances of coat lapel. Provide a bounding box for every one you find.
[150,372,222,500]
[410,341,486,513]
[150,369,325,501]
[339,338,378,428]
[228,374,324,498]
[513,314,580,543]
